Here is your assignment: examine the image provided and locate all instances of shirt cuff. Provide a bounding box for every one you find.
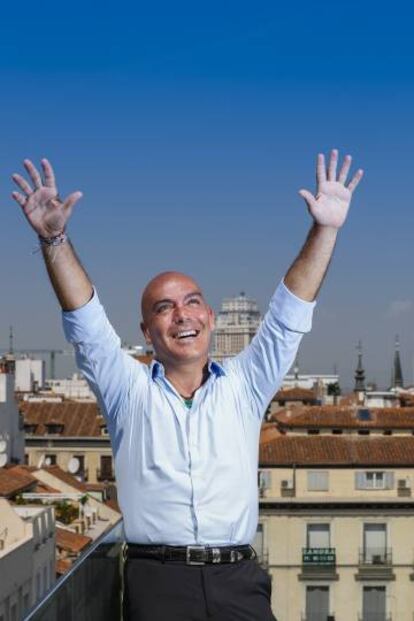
[269,280,316,333]
[62,287,103,343]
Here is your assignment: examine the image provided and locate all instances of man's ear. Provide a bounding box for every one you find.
[140,321,152,345]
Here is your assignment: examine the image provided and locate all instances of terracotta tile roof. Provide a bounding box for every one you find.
[260,435,414,466]
[273,406,414,429]
[0,466,37,498]
[273,387,318,402]
[56,558,72,576]
[260,423,283,443]
[56,527,92,553]
[20,401,102,437]
[43,465,88,493]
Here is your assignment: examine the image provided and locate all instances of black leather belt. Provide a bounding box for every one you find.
[125,544,256,565]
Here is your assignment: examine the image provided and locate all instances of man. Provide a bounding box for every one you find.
[12,150,363,620]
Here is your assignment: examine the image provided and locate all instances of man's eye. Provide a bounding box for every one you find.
[156,304,171,314]
[188,298,200,306]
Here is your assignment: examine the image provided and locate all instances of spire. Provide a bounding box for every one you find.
[354,340,365,393]
[391,335,404,389]
[8,326,13,355]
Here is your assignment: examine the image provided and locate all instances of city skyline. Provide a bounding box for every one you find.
[1,1,413,389]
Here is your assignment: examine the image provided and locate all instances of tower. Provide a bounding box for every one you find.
[391,335,404,389]
[354,340,366,400]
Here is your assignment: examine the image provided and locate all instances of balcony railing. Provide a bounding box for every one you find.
[96,468,116,482]
[302,547,336,565]
[24,520,124,621]
[359,547,392,566]
[358,615,391,621]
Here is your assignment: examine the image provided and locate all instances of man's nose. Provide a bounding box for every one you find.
[173,305,188,323]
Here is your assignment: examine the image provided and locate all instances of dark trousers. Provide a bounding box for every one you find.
[123,557,277,621]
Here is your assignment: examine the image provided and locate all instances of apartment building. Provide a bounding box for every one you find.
[0,499,55,621]
[20,401,115,486]
[258,406,414,621]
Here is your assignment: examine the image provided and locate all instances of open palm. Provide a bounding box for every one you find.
[299,150,363,229]
[12,159,82,238]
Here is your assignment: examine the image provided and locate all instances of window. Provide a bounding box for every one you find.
[258,470,271,492]
[363,586,386,619]
[363,523,387,563]
[307,429,320,435]
[355,471,394,490]
[100,455,113,478]
[307,471,329,491]
[306,523,330,548]
[306,586,329,620]
[45,454,56,466]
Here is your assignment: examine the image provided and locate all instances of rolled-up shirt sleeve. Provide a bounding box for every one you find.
[230,280,316,418]
[62,289,141,422]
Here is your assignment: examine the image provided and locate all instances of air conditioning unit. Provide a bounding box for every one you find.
[398,478,411,489]
[281,480,294,490]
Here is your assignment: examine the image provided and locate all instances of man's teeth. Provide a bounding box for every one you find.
[176,330,198,339]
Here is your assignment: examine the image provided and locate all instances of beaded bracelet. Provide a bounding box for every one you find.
[38,231,68,247]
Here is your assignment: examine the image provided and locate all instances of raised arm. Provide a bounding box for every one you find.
[284,149,363,301]
[230,149,363,417]
[12,159,92,311]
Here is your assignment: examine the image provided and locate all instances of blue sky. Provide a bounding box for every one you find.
[1,1,413,389]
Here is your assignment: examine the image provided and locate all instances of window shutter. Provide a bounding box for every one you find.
[355,471,366,489]
[385,472,394,489]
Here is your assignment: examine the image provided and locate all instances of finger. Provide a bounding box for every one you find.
[12,173,33,196]
[63,191,83,211]
[12,191,26,207]
[24,159,42,189]
[299,189,316,210]
[41,158,56,189]
[338,154,352,184]
[347,169,364,193]
[328,149,338,181]
[316,153,326,186]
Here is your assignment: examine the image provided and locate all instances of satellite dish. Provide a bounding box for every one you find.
[0,454,7,468]
[0,440,7,453]
[68,457,80,474]
[44,457,52,466]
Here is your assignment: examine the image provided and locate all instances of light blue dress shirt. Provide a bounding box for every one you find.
[63,281,315,545]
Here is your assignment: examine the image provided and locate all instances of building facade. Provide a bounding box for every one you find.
[211,292,261,359]
[258,408,414,621]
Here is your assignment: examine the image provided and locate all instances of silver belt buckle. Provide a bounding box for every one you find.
[186,545,207,565]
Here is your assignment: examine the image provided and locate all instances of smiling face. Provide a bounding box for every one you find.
[140,272,215,370]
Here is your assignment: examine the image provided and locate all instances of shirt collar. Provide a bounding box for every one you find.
[150,359,226,380]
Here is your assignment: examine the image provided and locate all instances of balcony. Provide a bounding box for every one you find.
[356,548,395,581]
[24,521,124,621]
[358,615,391,621]
[96,468,116,482]
[299,548,338,581]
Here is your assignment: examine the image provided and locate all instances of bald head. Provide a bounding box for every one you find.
[141,271,204,324]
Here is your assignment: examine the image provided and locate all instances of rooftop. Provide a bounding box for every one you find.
[260,435,414,467]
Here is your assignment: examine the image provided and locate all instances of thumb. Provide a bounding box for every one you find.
[298,189,316,210]
[63,191,83,211]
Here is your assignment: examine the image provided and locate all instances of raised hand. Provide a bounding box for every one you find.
[12,159,82,238]
[299,149,363,230]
